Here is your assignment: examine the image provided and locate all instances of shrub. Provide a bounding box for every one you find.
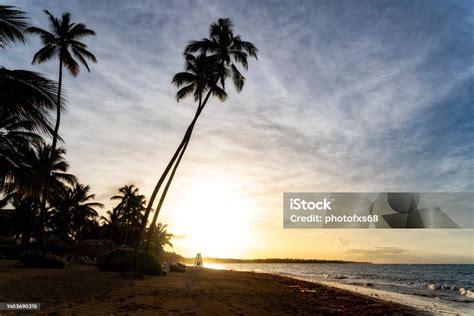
[46,236,71,255]
[96,249,161,275]
[75,239,117,258]
[20,251,66,269]
[0,238,21,259]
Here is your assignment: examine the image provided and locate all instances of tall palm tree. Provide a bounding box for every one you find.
[27,11,96,161]
[0,5,28,48]
[143,54,225,249]
[138,18,258,250]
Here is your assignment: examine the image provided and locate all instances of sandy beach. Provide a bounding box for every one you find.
[0,260,422,315]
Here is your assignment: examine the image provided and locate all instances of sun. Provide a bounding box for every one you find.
[165,175,259,258]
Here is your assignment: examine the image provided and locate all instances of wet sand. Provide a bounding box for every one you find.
[0,260,422,315]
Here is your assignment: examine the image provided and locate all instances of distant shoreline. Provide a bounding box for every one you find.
[183,257,372,264]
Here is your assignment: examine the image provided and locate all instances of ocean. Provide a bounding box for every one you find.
[205,263,473,313]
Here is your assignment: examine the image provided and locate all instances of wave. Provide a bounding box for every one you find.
[423,283,474,298]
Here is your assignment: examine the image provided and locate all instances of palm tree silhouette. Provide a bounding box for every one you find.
[111,184,146,246]
[138,18,258,250]
[27,11,96,162]
[18,142,76,248]
[0,5,29,48]
[147,223,174,258]
[185,18,258,90]
[0,110,41,187]
[1,6,58,135]
[50,183,103,241]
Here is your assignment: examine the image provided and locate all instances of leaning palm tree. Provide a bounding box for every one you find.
[138,18,258,250]
[27,11,96,161]
[0,5,28,48]
[143,53,225,249]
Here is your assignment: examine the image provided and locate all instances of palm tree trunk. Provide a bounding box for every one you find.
[39,60,63,252]
[145,130,190,250]
[144,92,214,250]
[39,197,47,251]
[50,60,63,162]
[136,90,212,250]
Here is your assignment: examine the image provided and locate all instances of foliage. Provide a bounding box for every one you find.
[101,185,146,246]
[45,235,70,255]
[20,250,66,268]
[74,239,117,258]
[27,10,97,76]
[0,5,29,48]
[147,223,173,258]
[96,249,162,275]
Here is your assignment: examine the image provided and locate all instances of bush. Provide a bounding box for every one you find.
[46,236,71,255]
[20,251,66,269]
[96,249,161,275]
[75,239,117,258]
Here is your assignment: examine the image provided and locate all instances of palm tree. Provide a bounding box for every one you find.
[138,18,258,250]
[11,193,39,245]
[100,206,123,242]
[1,6,59,134]
[49,183,103,241]
[27,11,96,162]
[0,67,58,134]
[0,5,28,48]
[13,141,76,248]
[111,184,146,246]
[147,223,173,258]
[185,18,258,90]
[0,110,41,187]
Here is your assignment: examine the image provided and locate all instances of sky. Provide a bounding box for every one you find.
[2,0,473,263]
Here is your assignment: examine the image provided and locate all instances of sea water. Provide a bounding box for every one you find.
[205,263,473,312]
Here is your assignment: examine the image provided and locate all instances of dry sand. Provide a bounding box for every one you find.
[0,259,423,315]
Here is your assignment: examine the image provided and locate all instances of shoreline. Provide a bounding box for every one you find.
[204,263,473,315]
[0,259,422,315]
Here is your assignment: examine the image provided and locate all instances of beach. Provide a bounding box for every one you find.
[0,260,421,315]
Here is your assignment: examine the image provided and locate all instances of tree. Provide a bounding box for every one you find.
[110,184,146,246]
[11,141,76,248]
[49,183,103,241]
[0,5,58,136]
[147,223,173,258]
[0,110,41,187]
[0,5,28,48]
[138,18,258,250]
[27,11,96,162]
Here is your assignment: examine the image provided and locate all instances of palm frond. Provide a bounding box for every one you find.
[0,5,29,48]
